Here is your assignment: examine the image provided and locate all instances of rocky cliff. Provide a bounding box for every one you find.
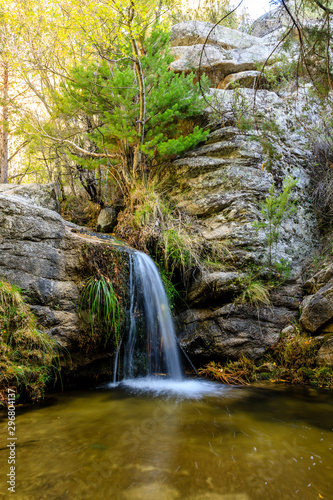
[167,20,332,365]
[0,185,128,383]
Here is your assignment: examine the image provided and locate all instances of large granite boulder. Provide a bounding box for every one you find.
[171,21,260,50]
[300,279,333,333]
[250,7,291,38]
[0,190,128,380]
[0,182,61,213]
[97,207,118,233]
[170,21,279,86]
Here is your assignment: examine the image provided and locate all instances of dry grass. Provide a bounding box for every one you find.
[116,179,205,287]
[199,357,256,385]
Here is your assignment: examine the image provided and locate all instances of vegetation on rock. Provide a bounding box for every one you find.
[0,280,62,405]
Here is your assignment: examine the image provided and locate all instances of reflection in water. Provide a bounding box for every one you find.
[0,383,332,500]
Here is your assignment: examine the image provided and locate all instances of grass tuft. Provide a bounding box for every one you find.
[0,280,62,405]
[80,275,120,347]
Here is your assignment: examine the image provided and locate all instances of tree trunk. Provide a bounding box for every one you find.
[0,61,9,184]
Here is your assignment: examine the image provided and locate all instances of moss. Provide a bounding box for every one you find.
[0,280,61,406]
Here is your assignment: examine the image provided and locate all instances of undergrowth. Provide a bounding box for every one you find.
[80,276,120,347]
[199,357,256,385]
[115,179,206,290]
[199,332,333,389]
[78,245,127,350]
[0,280,62,406]
[61,193,100,228]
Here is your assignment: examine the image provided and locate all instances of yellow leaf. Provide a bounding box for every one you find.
[319,494,324,498]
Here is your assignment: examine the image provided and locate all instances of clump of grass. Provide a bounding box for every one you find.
[0,280,61,405]
[80,276,120,347]
[236,273,271,307]
[199,357,256,385]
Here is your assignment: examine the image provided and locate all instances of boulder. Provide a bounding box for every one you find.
[303,262,333,294]
[97,207,118,233]
[0,190,128,379]
[171,21,261,50]
[0,182,61,213]
[170,44,275,86]
[170,21,279,86]
[187,272,243,305]
[250,7,291,38]
[317,335,333,366]
[300,279,333,333]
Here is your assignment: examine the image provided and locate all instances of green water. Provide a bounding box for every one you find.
[0,382,332,500]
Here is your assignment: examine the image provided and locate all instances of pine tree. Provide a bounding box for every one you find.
[52,26,209,197]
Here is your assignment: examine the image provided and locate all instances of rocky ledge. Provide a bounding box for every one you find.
[0,185,128,383]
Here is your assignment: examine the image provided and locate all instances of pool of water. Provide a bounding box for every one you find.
[0,379,332,500]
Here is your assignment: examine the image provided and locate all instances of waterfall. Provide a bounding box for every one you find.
[114,252,183,382]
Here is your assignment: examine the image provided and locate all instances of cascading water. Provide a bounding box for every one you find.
[113,251,183,383]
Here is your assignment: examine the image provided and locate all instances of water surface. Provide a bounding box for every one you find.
[0,381,332,500]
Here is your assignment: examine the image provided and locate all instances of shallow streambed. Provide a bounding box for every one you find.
[0,380,332,500]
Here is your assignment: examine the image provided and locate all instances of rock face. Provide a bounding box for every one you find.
[177,282,301,362]
[0,182,61,213]
[170,88,317,273]
[0,188,127,380]
[170,21,278,86]
[171,87,318,361]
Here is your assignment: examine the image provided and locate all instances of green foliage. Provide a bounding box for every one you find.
[0,280,61,404]
[54,26,209,194]
[80,276,120,347]
[159,268,181,309]
[253,175,298,267]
